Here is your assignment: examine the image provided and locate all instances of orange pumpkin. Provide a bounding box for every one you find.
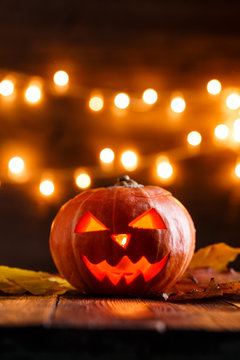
[50,176,195,296]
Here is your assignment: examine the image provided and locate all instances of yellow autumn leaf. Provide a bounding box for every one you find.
[189,242,240,272]
[0,266,75,295]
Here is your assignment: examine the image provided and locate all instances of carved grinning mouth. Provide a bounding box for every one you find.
[82,253,169,286]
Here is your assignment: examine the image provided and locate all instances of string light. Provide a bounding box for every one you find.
[0,79,14,96]
[75,173,91,189]
[226,93,240,110]
[235,163,240,178]
[114,93,130,109]
[8,157,25,174]
[187,131,202,146]
[121,150,138,171]
[214,124,229,140]
[142,89,158,105]
[53,71,69,87]
[206,79,222,95]
[25,85,42,104]
[89,96,104,112]
[170,97,186,113]
[156,159,173,180]
[99,148,115,164]
[233,119,240,142]
[39,180,54,196]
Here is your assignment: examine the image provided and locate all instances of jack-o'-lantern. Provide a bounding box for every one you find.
[50,176,195,296]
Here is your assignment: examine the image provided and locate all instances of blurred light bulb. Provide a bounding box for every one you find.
[25,85,41,104]
[75,173,91,189]
[226,93,240,110]
[157,161,173,179]
[39,180,54,196]
[187,131,202,146]
[114,93,130,109]
[100,148,115,164]
[214,124,229,140]
[207,79,222,95]
[170,97,186,113]
[142,88,158,104]
[89,96,104,112]
[235,164,240,178]
[0,79,14,96]
[53,70,69,87]
[121,150,138,171]
[233,119,240,142]
[8,157,24,174]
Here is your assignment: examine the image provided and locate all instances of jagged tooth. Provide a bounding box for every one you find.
[107,273,122,286]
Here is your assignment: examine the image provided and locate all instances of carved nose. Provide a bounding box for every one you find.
[111,233,131,249]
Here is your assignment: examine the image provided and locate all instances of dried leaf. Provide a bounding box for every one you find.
[189,242,240,272]
[0,266,75,295]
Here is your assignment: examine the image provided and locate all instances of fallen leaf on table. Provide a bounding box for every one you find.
[0,266,75,295]
[188,242,240,272]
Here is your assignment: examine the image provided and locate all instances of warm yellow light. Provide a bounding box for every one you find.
[157,161,173,179]
[233,119,240,142]
[121,151,138,171]
[206,79,222,95]
[170,97,186,113]
[187,131,202,146]
[25,85,42,104]
[235,164,240,178]
[89,96,104,112]
[8,157,24,174]
[114,93,130,109]
[142,88,158,104]
[226,93,240,110]
[75,173,91,189]
[99,148,115,164]
[53,70,69,87]
[39,180,54,196]
[0,79,14,96]
[214,124,229,140]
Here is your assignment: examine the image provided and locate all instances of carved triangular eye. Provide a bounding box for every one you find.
[129,208,166,229]
[75,212,109,233]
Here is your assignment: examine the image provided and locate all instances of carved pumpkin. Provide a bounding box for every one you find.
[50,176,195,296]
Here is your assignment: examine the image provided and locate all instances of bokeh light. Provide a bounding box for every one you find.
[114,93,130,109]
[39,180,54,196]
[8,157,24,174]
[99,148,115,164]
[0,79,14,96]
[53,70,69,87]
[89,96,104,112]
[206,79,222,95]
[226,93,240,110]
[214,124,229,140]
[170,97,186,113]
[25,85,42,104]
[156,160,173,179]
[233,119,240,142]
[75,173,91,189]
[142,88,158,104]
[235,163,240,178]
[121,150,138,171]
[187,131,202,146]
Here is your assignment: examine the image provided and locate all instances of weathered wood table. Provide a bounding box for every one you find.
[1,295,240,359]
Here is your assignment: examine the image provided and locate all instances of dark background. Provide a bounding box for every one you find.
[1,0,240,272]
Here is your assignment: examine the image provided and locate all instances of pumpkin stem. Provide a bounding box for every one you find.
[114,175,143,188]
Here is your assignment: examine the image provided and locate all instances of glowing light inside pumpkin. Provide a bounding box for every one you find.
[39,180,54,196]
[8,157,24,174]
[99,148,115,164]
[25,85,42,104]
[170,97,186,113]
[114,93,130,109]
[82,253,169,285]
[75,211,109,233]
[226,93,240,110]
[111,234,131,249]
[75,173,91,189]
[89,96,104,112]
[187,131,202,146]
[214,124,229,140]
[207,79,221,95]
[0,79,14,96]
[53,70,69,87]
[121,150,138,171]
[142,88,158,104]
[129,208,166,229]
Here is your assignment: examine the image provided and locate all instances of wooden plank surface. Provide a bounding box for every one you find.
[1,295,240,331]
